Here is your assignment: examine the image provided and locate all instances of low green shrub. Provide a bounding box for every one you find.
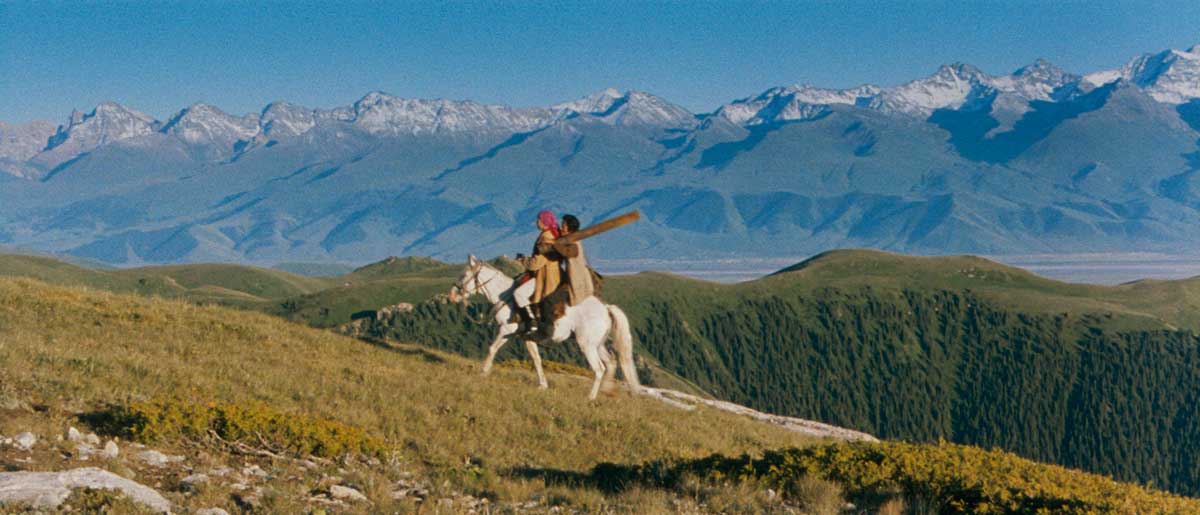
[587,441,1200,514]
[96,398,383,458]
[61,488,157,514]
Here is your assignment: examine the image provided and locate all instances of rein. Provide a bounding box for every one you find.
[456,265,509,325]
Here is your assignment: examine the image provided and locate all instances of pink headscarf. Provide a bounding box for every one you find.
[537,210,560,238]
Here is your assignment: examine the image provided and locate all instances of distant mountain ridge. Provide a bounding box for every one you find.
[2,43,1200,264]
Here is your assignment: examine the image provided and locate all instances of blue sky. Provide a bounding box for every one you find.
[2,1,1199,123]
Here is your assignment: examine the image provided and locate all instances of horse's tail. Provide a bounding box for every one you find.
[607,305,642,392]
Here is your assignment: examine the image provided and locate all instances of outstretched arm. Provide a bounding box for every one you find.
[553,241,579,258]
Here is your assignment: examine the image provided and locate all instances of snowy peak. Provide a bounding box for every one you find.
[872,63,992,115]
[556,87,624,113]
[716,84,880,125]
[588,90,697,128]
[162,103,259,147]
[995,59,1079,101]
[554,88,624,114]
[350,91,552,135]
[1119,46,1200,103]
[258,101,317,138]
[789,84,882,105]
[34,102,158,167]
[718,59,1084,124]
[48,101,157,149]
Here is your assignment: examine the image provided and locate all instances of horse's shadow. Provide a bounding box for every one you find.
[505,462,662,494]
[355,336,446,363]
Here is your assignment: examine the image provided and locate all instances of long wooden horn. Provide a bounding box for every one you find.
[558,210,640,244]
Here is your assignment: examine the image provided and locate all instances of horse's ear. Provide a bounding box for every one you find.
[468,254,478,266]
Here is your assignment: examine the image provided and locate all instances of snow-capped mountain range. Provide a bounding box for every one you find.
[2,43,1200,265]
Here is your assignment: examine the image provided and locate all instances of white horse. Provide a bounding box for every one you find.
[450,255,641,399]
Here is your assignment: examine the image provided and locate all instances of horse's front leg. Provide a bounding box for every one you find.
[524,339,549,389]
[481,325,516,375]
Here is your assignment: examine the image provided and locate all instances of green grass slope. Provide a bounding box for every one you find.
[0,277,818,512]
[764,249,1200,330]
[0,253,335,307]
[0,277,810,466]
[2,276,1196,514]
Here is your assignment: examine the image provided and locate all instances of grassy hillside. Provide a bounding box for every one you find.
[0,253,518,328]
[764,249,1200,331]
[9,249,1200,497]
[0,253,335,307]
[3,277,1197,514]
[8,249,1200,332]
[0,277,817,513]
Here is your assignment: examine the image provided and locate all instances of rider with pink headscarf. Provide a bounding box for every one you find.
[514,210,563,333]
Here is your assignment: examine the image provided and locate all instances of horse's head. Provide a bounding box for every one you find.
[450,254,487,304]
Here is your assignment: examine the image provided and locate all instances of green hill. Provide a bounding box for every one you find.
[764,249,1200,331]
[8,249,1200,497]
[357,249,1200,497]
[3,277,1197,514]
[0,253,335,305]
[0,253,533,328]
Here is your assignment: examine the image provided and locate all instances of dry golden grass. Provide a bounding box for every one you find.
[0,277,814,476]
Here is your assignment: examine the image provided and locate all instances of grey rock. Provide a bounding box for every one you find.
[182,473,209,484]
[329,484,369,503]
[74,443,96,460]
[180,473,208,492]
[195,509,231,515]
[84,432,101,445]
[136,450,183,467]
[13,432,36,450]
[100,440,119,459]
[65,427,83,442]
[0,467,171,513]
[232,486,263,510]
[241,464,268,478]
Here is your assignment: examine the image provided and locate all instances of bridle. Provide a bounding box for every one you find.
[456,264,496,297]
[454,263,506,324]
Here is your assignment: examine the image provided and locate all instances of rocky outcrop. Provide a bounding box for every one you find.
[338,302,415,338]
[0,467,171,513]
[640,387,878,442]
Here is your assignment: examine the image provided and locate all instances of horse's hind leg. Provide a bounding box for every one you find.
[524,339,549,389]
[598,346,617,394]
[580,342,608,400]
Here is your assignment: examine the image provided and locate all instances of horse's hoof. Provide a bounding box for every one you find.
[537,384,549,390]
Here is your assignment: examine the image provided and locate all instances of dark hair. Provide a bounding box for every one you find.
[562,214,581,232]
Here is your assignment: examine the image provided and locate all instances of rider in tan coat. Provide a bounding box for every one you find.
[520,210,562,320]
[553,214,595,306]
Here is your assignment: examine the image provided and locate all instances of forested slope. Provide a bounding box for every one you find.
[361,251,1200,496]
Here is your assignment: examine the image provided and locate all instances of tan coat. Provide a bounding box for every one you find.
[524,230,561,304]
[555,240,595,306]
